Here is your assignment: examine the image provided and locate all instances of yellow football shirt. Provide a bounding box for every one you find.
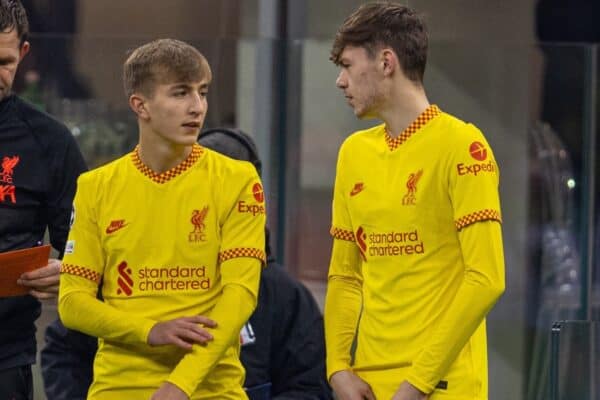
[325,105,505,399]
[59,144,266,399]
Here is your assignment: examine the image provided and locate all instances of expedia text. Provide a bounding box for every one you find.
[457,160,495,176]
[238,200,265,216]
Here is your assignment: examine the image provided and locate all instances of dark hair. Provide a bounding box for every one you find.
[123,38,212,98]
[0,0,28,45]
[199,128,262,176]
[331,2,428,83]
[199,128,272,258]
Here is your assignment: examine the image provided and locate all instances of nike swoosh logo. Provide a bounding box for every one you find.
[350,183,365,196]
[106,220,128,234]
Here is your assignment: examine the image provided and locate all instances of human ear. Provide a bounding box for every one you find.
[129,94,149,120]
[381,49,396,76]
[19,41,30,60]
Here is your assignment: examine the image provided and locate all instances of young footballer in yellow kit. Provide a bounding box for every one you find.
[58,39,265,399]
[324,4,505,400]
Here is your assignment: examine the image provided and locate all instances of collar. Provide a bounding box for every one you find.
[384,104,441,151]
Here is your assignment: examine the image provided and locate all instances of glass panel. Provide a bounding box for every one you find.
[295,40,597,400]
[551,320,599,400]
[10,33,598,400]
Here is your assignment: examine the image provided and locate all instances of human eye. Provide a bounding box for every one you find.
[0,58,15,67]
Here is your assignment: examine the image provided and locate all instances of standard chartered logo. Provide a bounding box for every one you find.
[138,266,211,291]
[367,229,425,257]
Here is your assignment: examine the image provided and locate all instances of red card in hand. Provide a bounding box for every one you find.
[0,245,51,297]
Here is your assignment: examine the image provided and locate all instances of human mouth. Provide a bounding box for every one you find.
[182,121,201,128]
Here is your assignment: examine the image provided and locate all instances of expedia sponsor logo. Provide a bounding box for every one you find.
[469,141,487,161]
[252,183,264,203]
[238,200,266,216]
[456,160,496,176]
[366,229,425,257]
[138,265,211,291]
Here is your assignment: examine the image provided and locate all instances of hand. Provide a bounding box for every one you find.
[330,370,376,400]
[391,381,428,400]
[150,382,189,400]
[148,316,217,350]
[17,258,61,299]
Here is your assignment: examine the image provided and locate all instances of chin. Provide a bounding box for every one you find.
[356,106,379,120]
[355,110,375,120]
[172,136,199,147]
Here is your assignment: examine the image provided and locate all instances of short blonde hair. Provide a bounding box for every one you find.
[123,38,212,98]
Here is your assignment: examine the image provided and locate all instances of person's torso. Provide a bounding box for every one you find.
[0,95,80,367]
[337,108,495,396]
[73,146,254,397]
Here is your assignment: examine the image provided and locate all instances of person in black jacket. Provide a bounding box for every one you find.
[42,127,332,400]
[0,1,87,399]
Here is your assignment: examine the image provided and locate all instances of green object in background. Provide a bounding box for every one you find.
[19,70,45,111]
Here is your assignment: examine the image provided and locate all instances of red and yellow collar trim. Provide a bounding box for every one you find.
[131,143,203,184]
[384,104,441,151]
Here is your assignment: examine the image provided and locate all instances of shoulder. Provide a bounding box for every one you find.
[437,112,487,144]
[76,153,129,189]
[339,123,385,153]
[13,97,74,142]
[201,147,259,182]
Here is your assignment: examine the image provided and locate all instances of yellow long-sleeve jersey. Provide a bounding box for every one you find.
[59,144,266,399]
[325,105,505,399]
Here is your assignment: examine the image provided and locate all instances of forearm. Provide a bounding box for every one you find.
[167,283,257,395]
[324,275,362,379]
[407,221,505,393]
[59,275,155,345]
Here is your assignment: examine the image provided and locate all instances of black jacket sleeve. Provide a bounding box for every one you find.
[263,264,332,400]
[46,130,87,257]
[41,319,97,400]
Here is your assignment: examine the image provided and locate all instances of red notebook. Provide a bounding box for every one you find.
[0,245,51,297]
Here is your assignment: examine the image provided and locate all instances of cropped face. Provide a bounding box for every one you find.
[139,79,209,146]
[335,45,383,119]
[0,28,29,102]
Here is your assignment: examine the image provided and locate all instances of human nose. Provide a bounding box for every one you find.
[336,70,347,89]
[189,92,205,115]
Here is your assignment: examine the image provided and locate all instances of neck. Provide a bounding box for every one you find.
[137,131,192,174]
[380,82,430,138]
